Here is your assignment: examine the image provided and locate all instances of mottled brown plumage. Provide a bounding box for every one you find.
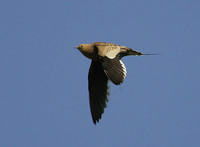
[76,42,143,124]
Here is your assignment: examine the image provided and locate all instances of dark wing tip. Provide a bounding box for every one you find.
[93,117,100,125]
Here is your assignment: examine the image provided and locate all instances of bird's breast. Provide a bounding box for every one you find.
[81,51,98,61]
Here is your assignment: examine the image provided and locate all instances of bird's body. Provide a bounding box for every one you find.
[76,42,144,124]
[77,42,143,61]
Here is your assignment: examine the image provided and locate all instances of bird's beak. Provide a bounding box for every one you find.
[75,46,80,49]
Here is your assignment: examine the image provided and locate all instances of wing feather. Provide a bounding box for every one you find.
[88,61,110,124]
[101,58,127,85]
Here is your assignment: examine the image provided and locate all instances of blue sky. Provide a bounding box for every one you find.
[1,0,200,146]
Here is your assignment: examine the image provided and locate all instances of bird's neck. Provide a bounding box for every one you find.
[81,44,96,60]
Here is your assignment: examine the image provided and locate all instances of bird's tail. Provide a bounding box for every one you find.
[118,48,158,59]
[128,49,159,56]
[127,49,144,56]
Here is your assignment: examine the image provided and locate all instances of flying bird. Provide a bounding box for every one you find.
[76,42,145,124]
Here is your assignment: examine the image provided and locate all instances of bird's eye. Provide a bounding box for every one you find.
[80,45,83,48]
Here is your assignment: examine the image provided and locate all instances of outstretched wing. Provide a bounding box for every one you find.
[88,61,110,124]
[101,57,127,85]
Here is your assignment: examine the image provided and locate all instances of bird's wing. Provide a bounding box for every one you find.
[93,42,121,59]
[88,60,110,124]
[101,57,127,85]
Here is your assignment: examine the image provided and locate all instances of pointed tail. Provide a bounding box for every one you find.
[128,49,159,56]
[118,48,158,59]
[128,49,143,56]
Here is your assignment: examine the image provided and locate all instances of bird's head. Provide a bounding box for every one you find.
[75,43,94,59]
[76,44,86,51]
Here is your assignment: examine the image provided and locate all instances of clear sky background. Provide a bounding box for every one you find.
[1,0,200,147]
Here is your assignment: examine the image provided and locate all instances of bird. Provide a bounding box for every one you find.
[76,42,145,124]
